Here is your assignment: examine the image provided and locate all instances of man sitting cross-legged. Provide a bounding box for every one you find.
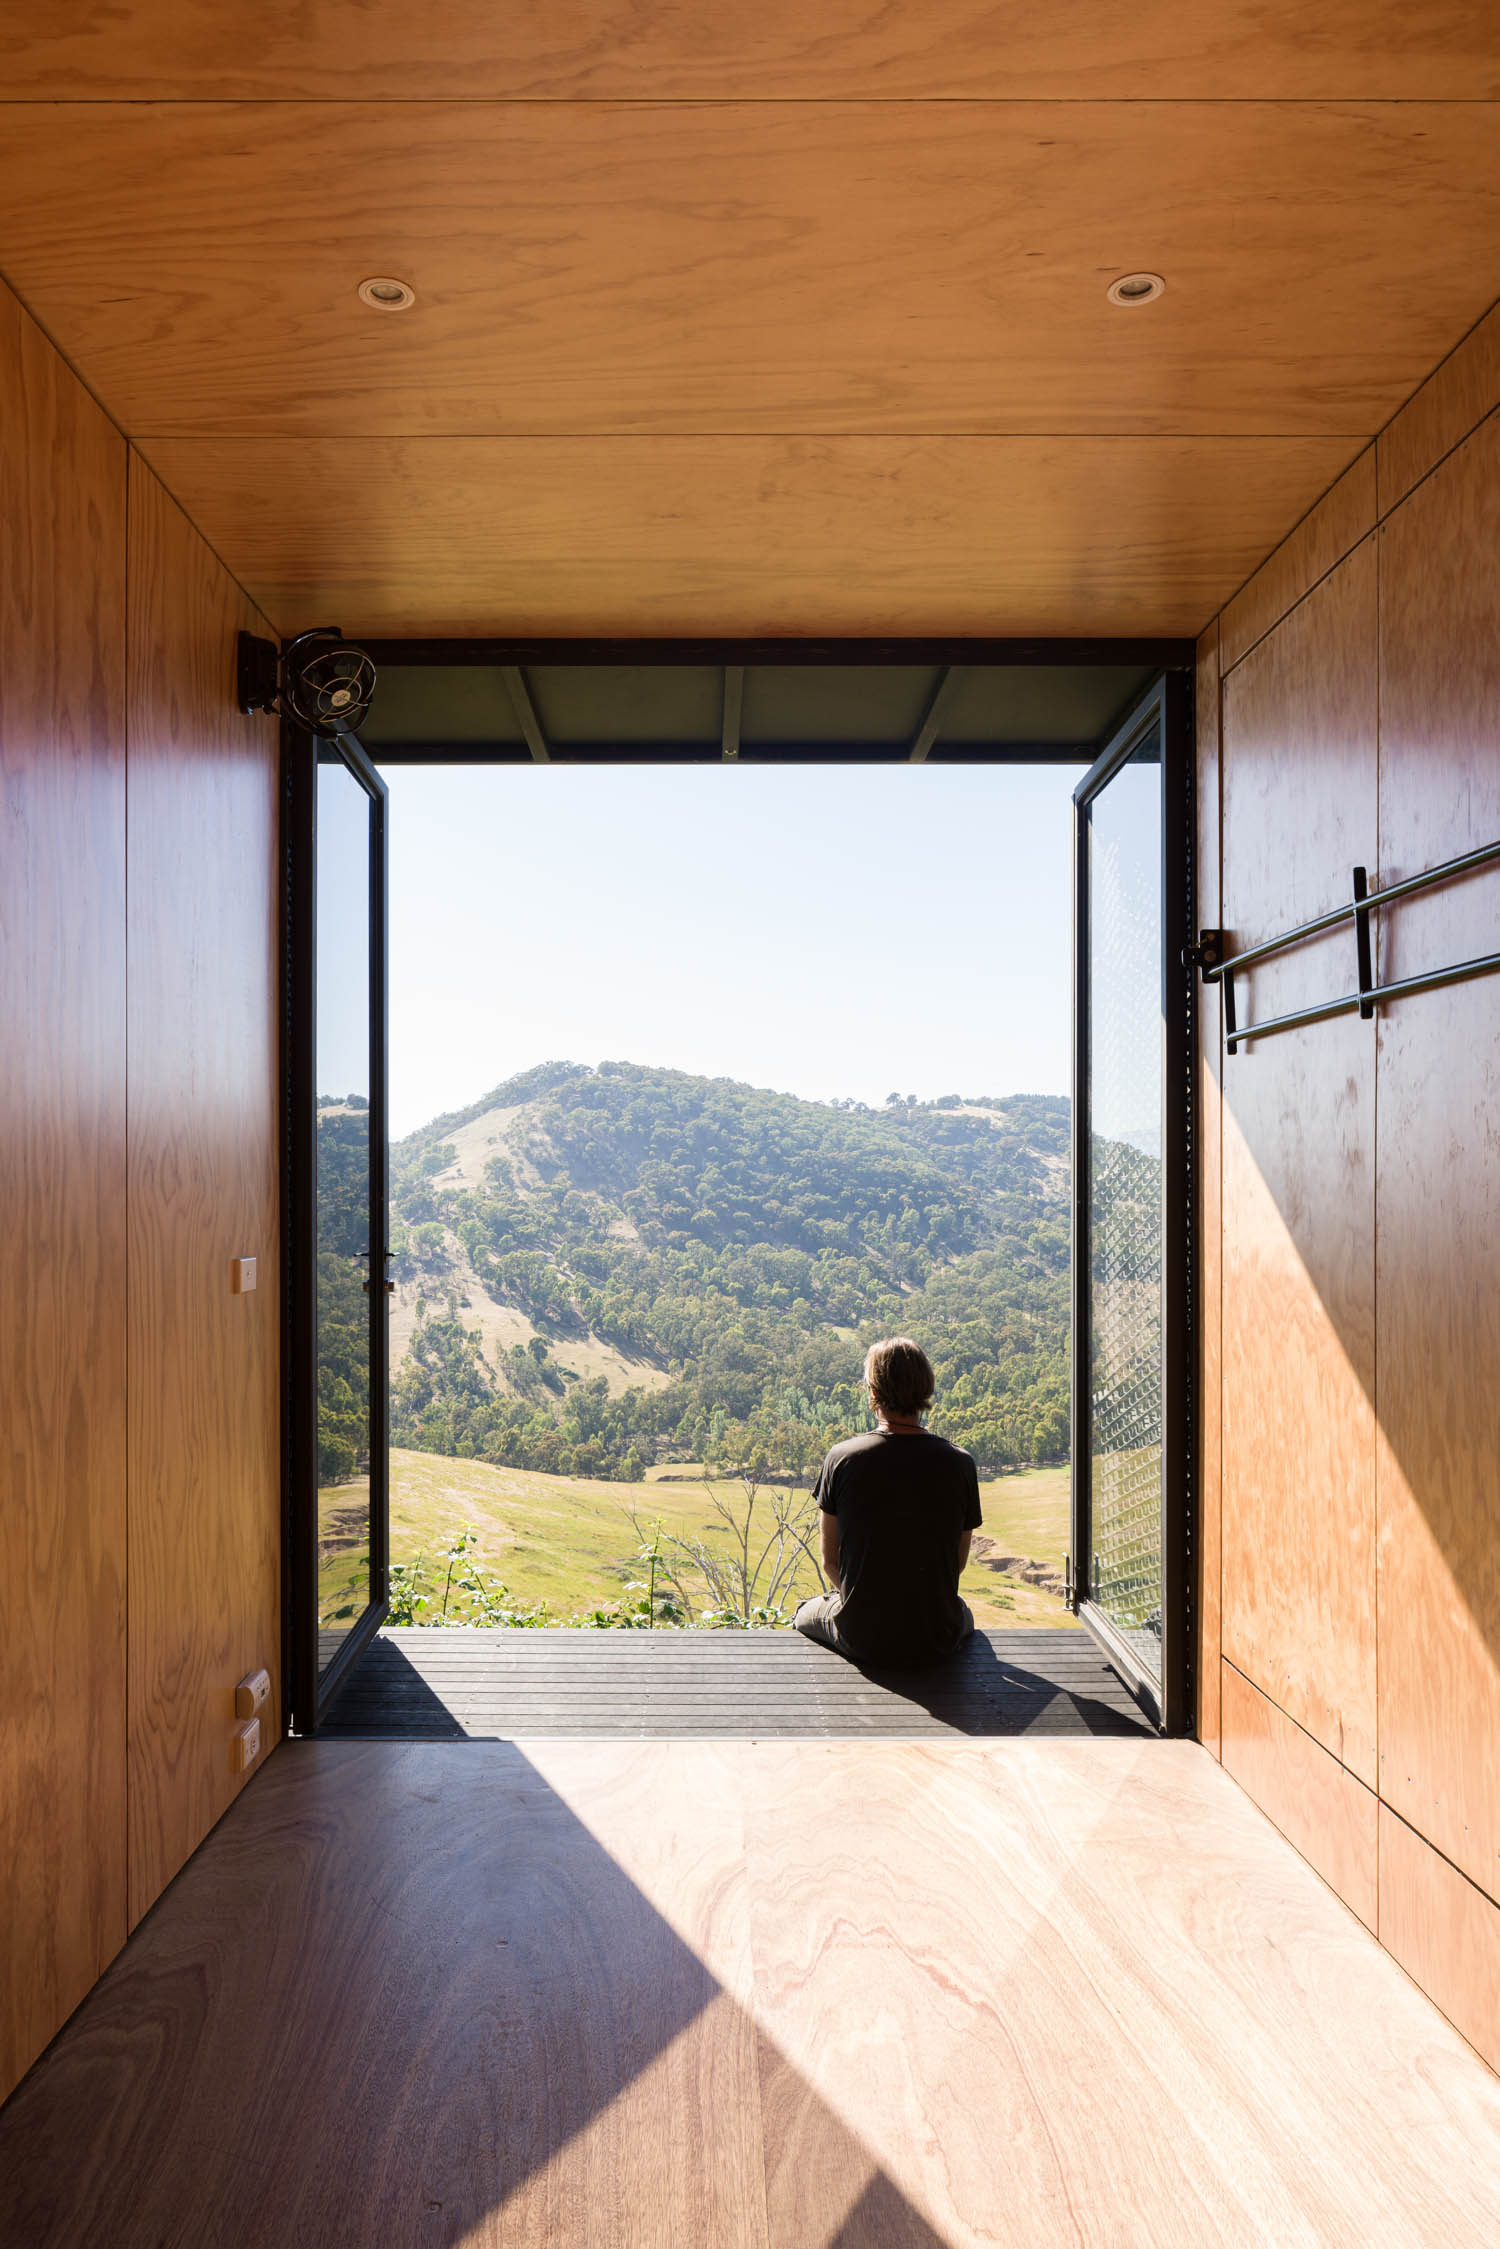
[794,1336,981,1668]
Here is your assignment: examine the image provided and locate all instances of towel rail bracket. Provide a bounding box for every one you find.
[1190,838,1500,1054]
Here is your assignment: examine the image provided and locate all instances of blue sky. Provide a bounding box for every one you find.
[361,763,1078,1139]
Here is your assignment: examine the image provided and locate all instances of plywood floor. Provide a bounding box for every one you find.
[2,1739,1498,2248]
[319,1626,1152,1739]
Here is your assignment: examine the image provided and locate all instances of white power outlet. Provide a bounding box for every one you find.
[235,1667,271,1719]
[231,1718,261,1773]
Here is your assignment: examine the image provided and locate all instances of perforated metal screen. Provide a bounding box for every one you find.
[1085,734,1165,1677]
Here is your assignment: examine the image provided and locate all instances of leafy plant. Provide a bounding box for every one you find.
[387,1526,551,1628]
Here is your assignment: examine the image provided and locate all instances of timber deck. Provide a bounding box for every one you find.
[316,1624,1153,1738]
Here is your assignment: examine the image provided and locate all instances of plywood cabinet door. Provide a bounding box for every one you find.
[0,282,129,2103]
[1375,415,1500,1907]
[1219,546,1379,1785]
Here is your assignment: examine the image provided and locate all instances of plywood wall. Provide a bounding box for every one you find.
[126,460,282,1926]
[0,278,281,2100]
[0,275,129,2107]
[1198,299,1500,2075]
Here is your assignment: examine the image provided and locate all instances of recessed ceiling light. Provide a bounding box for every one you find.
[1107,272,1165,307]
[358,276,416,312]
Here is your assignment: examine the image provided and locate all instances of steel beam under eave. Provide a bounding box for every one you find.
[501,666,551,763]
[721,665,744,761]
[909,667,960,762]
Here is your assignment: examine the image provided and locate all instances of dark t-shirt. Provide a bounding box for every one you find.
[812,1429,982,1665]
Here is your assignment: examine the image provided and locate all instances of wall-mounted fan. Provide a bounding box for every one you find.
[237,627,377,738]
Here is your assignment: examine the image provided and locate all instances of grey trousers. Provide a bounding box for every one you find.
[793,1591,975,1664]
[791,1590,852,1653]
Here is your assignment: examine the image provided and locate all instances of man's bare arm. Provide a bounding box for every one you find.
[957,1527,973,1573]
[820,1511,840,1588]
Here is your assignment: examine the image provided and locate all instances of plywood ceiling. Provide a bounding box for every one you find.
[133,434,1354,639]
[2,6,1498,638]
[9,2,1500,100]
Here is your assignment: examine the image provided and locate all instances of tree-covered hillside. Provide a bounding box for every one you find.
[370,1062,1072,1482]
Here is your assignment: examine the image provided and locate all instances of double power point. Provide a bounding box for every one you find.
[232,1667,271,1772]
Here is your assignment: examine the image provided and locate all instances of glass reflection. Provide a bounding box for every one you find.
[315,753,373,1671]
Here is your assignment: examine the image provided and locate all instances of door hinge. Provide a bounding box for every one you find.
[1183,928,1224,976]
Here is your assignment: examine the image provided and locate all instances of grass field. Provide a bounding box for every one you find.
[320,1451,1075,1631]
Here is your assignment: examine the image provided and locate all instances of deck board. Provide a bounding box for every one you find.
[317,1626,1153,1739]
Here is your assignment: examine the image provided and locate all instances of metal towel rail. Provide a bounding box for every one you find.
[1186,837,1500,1053]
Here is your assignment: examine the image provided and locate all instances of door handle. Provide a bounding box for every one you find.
[357,1249,393,1294]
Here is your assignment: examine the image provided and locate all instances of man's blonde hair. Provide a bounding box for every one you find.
[863,1336,935,1418]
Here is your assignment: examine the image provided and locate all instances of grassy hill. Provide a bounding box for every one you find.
[365,1061,1073,1486]
[319,1449,1076,1631]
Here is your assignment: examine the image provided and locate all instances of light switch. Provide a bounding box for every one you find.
[235,1667,271,1719]
[231,1717,261,1772]
[231,1256,257,1294]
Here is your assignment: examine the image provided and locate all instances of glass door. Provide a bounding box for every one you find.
[288,727,389,1727]
[1071,678,1191,1730]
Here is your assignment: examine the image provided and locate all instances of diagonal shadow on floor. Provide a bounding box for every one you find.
[0,1739,953,2249]
[825,2170,954,2247]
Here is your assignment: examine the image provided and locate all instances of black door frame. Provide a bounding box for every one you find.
[279,637,1195,1730]
[1069,672,1195,1734]
[283,719,391,1733]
